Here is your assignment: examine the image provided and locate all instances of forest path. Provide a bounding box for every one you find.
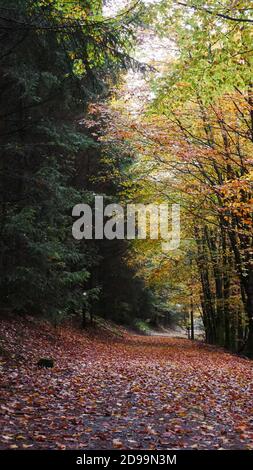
[148,327,187,338]
[1,322,253,450]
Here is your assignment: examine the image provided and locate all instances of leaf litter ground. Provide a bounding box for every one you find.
[0,317,253,450]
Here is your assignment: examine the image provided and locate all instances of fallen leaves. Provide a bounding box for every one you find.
[112,438,124,448]
[0,317,253,450]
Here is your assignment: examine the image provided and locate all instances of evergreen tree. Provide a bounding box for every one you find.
[0,0,142,322]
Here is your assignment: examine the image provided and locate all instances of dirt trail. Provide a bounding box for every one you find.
[1,319,253,450]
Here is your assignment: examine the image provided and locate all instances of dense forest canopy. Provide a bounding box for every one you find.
[0,0,252,356]
[0,0,152,327]
[101,0,253,356]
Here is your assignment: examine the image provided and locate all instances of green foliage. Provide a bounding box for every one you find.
[133,319,152,334]
[149,0,253,107]
[0,0,141,323]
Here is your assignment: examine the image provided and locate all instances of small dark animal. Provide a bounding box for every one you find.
[37,358,54,368]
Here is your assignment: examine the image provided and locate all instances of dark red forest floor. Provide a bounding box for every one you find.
[0,317,253,450]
